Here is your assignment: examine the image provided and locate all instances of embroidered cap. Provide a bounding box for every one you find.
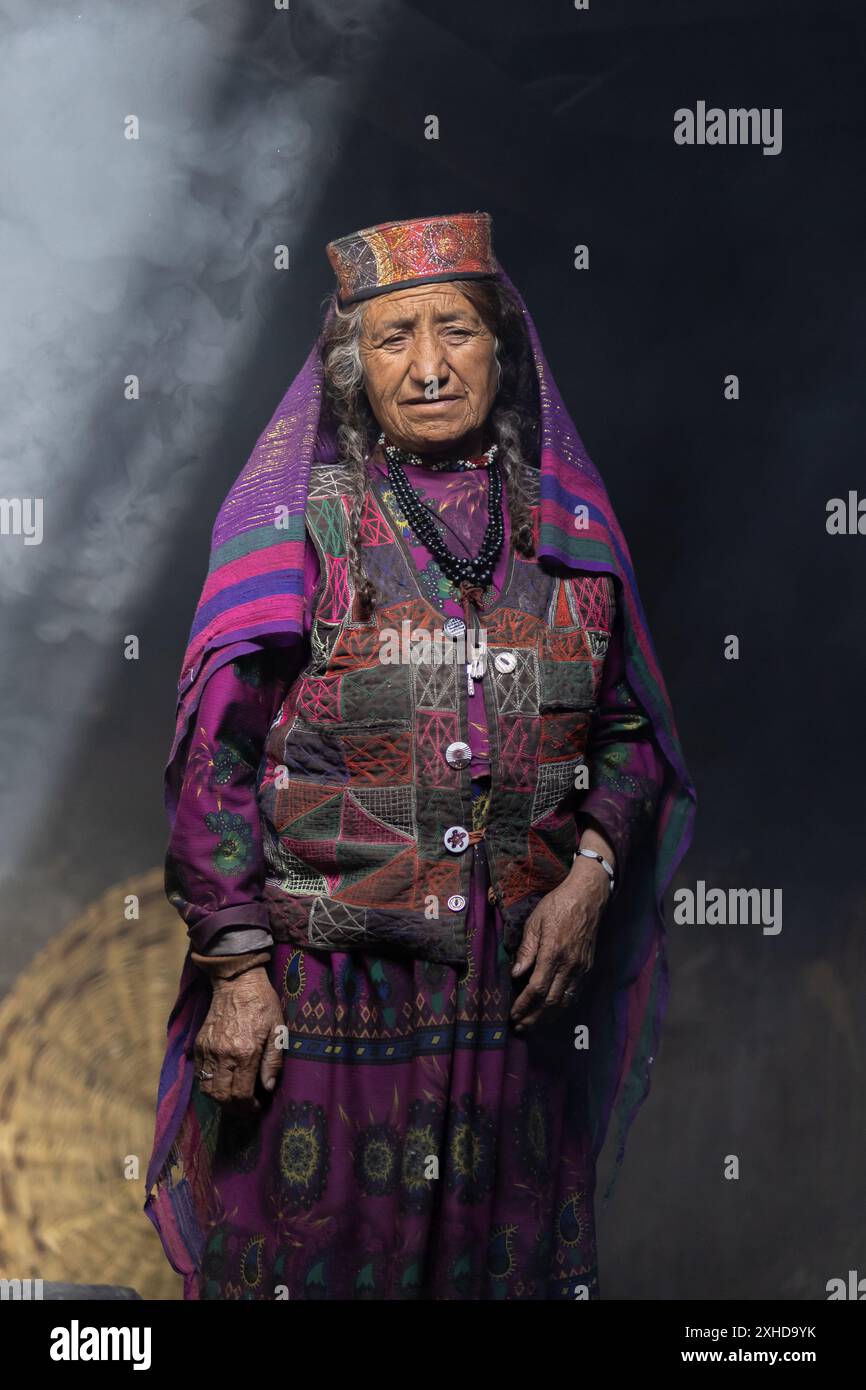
[326,211,498,305]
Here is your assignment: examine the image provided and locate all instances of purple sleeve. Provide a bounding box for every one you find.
[166,539,319,954]
[575,610,666,888]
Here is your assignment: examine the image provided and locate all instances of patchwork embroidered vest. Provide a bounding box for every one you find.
[257,461,616,963]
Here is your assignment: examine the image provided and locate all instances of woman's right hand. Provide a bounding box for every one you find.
[193,967,285,1112]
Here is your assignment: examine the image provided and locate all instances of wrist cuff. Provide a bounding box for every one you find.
[190,949,272,981]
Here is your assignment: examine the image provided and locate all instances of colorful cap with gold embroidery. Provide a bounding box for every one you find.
[326,211,497,305]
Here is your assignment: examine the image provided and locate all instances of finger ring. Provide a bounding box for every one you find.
[198,1068,214,1080]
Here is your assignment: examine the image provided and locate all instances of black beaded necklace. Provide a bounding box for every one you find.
[379,434,505,591]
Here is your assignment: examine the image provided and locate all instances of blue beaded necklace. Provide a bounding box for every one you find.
[377,432,505,592]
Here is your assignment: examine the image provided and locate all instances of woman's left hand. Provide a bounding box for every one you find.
[509,830,614,1032]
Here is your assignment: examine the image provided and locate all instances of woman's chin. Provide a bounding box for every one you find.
[392,420,479,455]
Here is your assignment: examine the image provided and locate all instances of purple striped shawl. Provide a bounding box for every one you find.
[152,266,696,1202]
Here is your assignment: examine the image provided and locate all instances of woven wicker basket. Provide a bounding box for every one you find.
[0,867,187,1299]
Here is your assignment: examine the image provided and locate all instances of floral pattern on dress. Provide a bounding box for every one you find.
[204,809,255,875]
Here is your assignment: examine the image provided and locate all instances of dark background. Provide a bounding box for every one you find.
[2,0,864,1298]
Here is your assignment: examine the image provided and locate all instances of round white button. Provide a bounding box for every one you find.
[445,741,472,769]
[443,616,466,639]
[443,825,470,853]
[494,650,517,674]
[447,894,467,912]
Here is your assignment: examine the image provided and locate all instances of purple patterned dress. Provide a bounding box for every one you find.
[154,448,664,1299]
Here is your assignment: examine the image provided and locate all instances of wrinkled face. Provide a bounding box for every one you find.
[358,282,498,455]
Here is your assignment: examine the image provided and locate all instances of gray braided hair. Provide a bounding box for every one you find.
[319,277,540,620]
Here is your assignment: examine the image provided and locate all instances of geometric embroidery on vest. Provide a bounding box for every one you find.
[416,710,460,785]
[307,898,368,947]
[317,555,350,625]
[263,823,329,896]
[341,728,414,783]
[498,716,535,791]
[310,620,330,670]
[315,497,349,556]
[342,729,412,784]
[306,464,355,501]
[568,575,614,629]
[285,791,342,842]
[412,649,459,710]
[531,758,583,824]
[346,784,415,840]
[483,604,540,650]
[539,711,589,763]
[295,673,342,722]
[551,578,573,627]
[257,459,619,959]
[495,647,540,716]
[271,779,338,833]
[337,845,416,909]
[357,492,394,546]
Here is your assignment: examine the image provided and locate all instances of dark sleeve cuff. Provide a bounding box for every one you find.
[575,805,628,883]
[188,902,272,954]
[201,927,274,956]
[575,806,631,900]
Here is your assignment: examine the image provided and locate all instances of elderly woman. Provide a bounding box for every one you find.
[145,212,694,1301]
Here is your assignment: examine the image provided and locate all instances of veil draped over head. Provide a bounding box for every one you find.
[149,263,696,1214]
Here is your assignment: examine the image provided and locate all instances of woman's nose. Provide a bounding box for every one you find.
[408,332,449,384]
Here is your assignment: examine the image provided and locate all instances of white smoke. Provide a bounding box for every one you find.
[0,0,391,876]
